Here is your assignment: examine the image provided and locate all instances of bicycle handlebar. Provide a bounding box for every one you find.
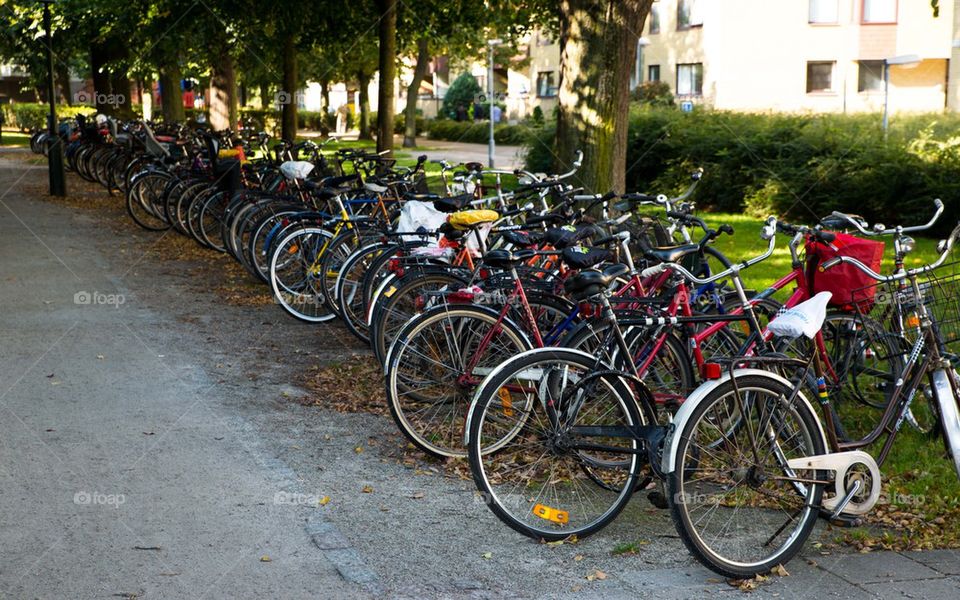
[821,221,960,282]
[830,199,943,236]
[641,217,777,284]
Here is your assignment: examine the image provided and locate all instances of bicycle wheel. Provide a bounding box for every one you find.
[335,242,387,343]
[668,372,826,579]
[386,304,532,458]
[269,227,338,322]
[467,348,656,540]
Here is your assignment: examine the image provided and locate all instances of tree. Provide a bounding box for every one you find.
[555,0,653,193]
[375,0,398,154]
[441,73,482,119]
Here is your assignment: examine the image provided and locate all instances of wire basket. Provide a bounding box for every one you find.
[851,261,960,351]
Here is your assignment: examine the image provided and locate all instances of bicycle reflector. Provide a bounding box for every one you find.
[702,363,722,380]
[498,388,514,417]
[532,504,569,525]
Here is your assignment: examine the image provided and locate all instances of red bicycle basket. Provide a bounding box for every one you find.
[806,232,885,311]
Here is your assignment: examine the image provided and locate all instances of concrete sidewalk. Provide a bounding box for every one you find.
[1,150,958,598]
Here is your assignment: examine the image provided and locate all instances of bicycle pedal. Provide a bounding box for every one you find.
[820,510,863,528]
[647,490,669,510]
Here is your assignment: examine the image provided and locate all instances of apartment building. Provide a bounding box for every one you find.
[639,0,956,113]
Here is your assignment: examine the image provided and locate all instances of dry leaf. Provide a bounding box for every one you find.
[361,485,373,493]
[574,554,584,562]
[318,496,331,506]
[481,552,492,560]
[260,555,271,562]
[772,564,789,577]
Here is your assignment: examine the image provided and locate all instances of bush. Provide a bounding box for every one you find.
[394,112,426,135]
[632,81,675,107]
[524,106,960,235]
[424,118,531,145]
[442,73,482,120]
[7,103,101,131]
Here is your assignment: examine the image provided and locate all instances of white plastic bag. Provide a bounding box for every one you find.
[396,201,448,243]
[767,291,832,339]
[280,161,315,180]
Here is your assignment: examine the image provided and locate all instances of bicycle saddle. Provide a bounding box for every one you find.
[502,229,544,248]
[561,246,612,270]
[433,193,475,213]
[404,192,441,201]
[644,243,700,264]
[448,209,499,230]
[482,249,537,269]
[543,224,594,249]
[563,263,630,301]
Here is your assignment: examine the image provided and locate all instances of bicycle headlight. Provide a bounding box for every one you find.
[901,236,916,254]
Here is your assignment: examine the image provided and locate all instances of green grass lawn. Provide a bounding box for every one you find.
[0,130,30,146]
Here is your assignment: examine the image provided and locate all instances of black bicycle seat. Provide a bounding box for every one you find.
[644,243,700,264]
[482,249,536,269]
[433,193,474,213]
[502,230,544,248]
[561,246,612,270]
[563,263,630,301]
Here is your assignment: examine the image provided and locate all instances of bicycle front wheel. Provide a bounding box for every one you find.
[668,373,826,579]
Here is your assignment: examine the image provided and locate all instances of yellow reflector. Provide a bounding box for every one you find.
[532,504,569,524]
[383,286,398,298]
[498,388,514,417]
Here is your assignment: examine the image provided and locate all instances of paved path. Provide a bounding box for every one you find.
[1,150,959,598]
[303,132,526,169]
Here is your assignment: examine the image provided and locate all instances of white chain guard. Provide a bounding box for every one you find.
[786,450,881,515]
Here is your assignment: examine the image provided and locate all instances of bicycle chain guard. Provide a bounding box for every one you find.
[787,450,881,515]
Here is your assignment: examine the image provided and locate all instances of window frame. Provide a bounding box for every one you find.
[677,0,703,30]
[676,63,703,96]
[808,0,839,25]
[861,0,898,25]
[857,60,885,93]
[806,61,836,94]
[648,64,661,82]
[536,71,558,98]
[649,3,661,34]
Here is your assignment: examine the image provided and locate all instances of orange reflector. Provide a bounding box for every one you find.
[498,388,514,417]
[906,314,920,328]
[287,244,299,255]
[703,363,722,380]
[532,504,569,524]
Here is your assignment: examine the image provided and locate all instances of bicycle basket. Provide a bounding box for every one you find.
[806,232,885,311]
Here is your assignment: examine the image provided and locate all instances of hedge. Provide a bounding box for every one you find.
[424,118,533,145]
[5,103,98,131]
[525,106,960,236]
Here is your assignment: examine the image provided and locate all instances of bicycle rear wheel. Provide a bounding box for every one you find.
[467,348,656,540]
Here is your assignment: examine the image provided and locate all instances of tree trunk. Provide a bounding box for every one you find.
[402,37,430,148]
[90,41,111,110]
[158,65,184,122]
[358,71,372,140]
[281,35,298,141]
[320,77,330,112]
[259,83,270,109]
[210,49,238,132]
[555,0,652,194]
[375,0,397,154]
[56,59,71,105]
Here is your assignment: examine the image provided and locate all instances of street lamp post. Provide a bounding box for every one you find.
[40,0,66,196]
[882,54,921,138]
[487,38,502,168]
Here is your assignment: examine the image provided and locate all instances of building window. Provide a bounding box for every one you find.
[677,63,703,95]
[536,71,558,97]
[862,0,897,24]
[806,61,835,93]
[649,3,661,34]
[648,65,661,82]
[858,60,885,92]
[809,0,839,23]
[677,0,703,30]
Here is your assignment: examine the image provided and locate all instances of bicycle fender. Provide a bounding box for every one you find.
[661,368,825,474]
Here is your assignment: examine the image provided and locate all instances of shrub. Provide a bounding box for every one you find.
[7,103,101,131]
[524,106,960,235]
[441,73,482,119]
[632,81,675,107]
[531,105,545,126]
[424,118,531,145]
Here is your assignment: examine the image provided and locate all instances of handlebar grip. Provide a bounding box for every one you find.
[818,230,836,244]
[641,264,666,278]
[821,257,842,271]
[719,224,734,236]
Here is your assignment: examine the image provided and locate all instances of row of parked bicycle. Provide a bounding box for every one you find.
[33,115,960,579]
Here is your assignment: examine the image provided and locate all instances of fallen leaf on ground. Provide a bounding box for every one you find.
[361,485,373,493]
[260,555,271,562]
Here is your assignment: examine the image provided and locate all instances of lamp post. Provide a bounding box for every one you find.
[40,0,65,196]
[882,54,921,137]
[487,38,502,168]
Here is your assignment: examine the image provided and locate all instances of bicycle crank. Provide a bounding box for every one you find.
[786,450,881,515]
